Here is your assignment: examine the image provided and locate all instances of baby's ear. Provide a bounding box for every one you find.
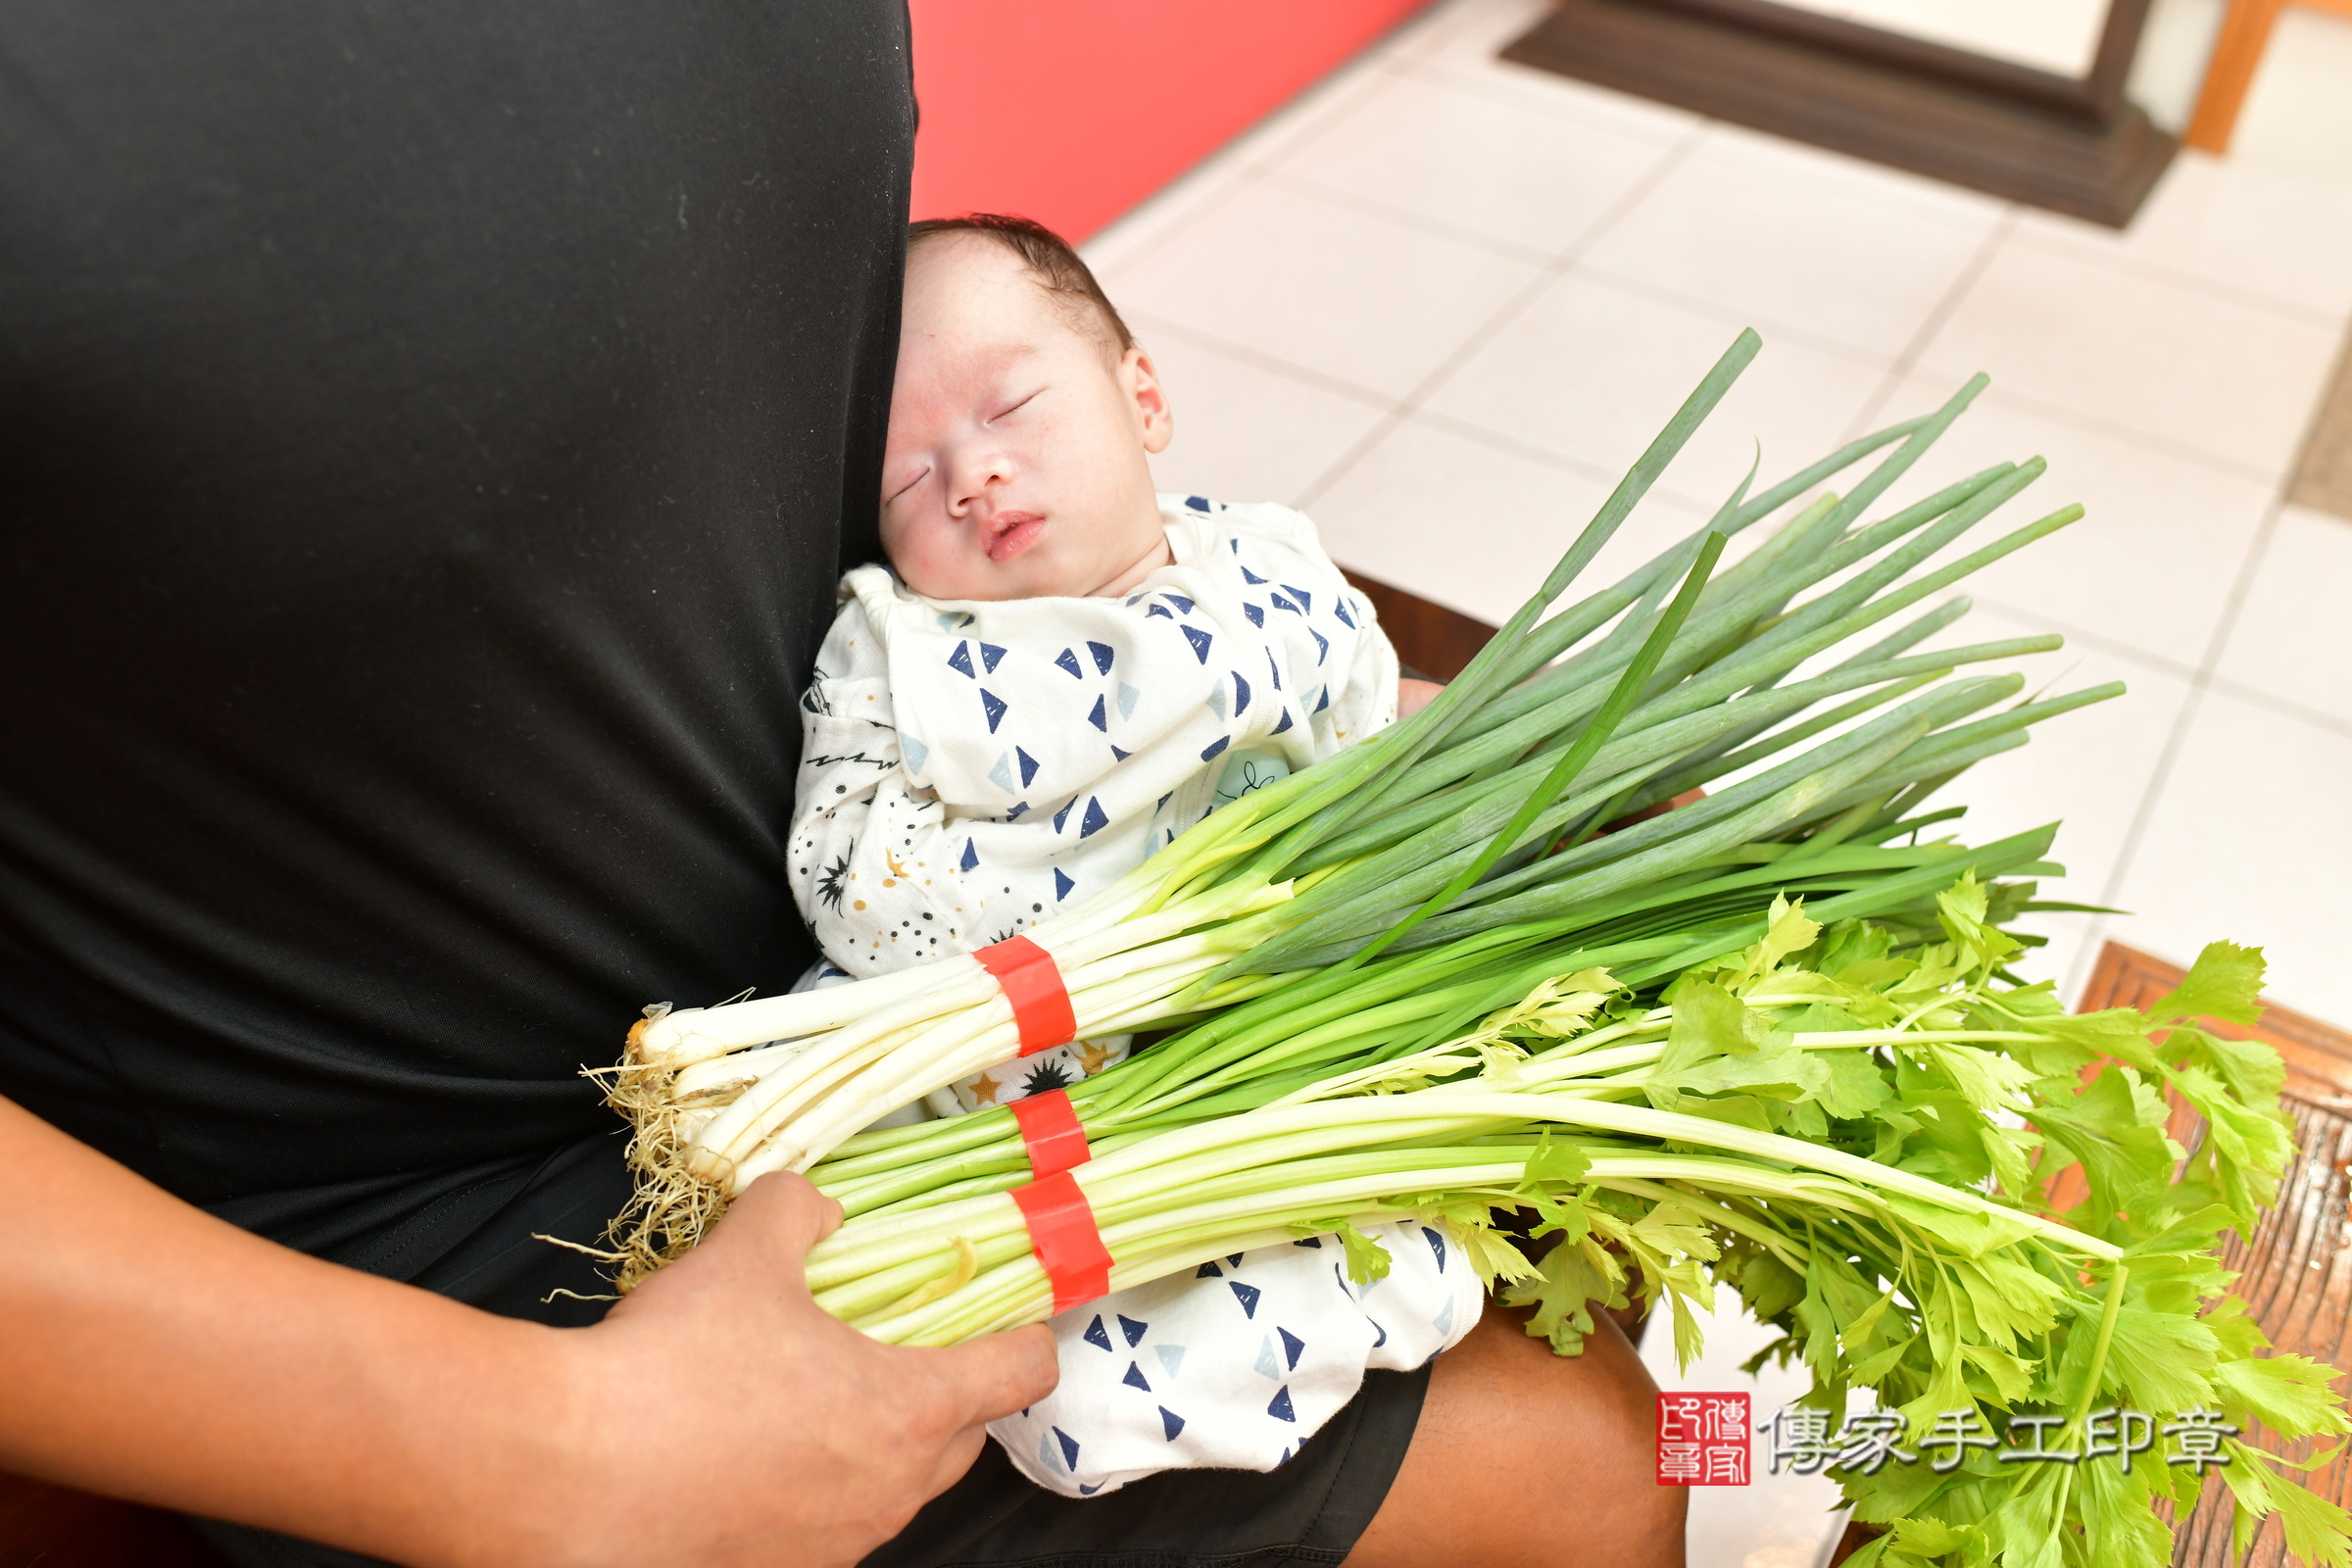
[1123,347,1174,455]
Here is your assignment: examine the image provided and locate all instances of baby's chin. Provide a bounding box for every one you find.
[898,547,1094,604]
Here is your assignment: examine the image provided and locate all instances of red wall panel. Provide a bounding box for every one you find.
[907,1,1432,244]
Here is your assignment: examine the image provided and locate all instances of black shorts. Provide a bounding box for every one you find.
[191,1134,1428,1568]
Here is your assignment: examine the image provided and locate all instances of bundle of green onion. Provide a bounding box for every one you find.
[610,329,2125,1275]
[805,889,2349,1566]
[600,326,2352,1562]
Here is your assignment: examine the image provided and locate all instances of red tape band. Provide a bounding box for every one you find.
[974,935,1076,1057]
[1010,1169,1111,1313]
[1007,1088,1092,1180]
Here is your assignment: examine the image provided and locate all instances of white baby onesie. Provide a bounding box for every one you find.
[786,495,1483,1495]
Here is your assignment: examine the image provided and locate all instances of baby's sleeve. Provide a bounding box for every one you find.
[789,595,988,978]
[1323,579,1401,753]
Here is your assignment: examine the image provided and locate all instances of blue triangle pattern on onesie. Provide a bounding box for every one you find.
[1267,1387,1297,1423]
[1229,1280,1260,1318]
[902,735,928,772]
[1183,625,1212,662]
[1122,1362,1151,1393]
[1089,640,1114,673]
[1054,868,1076,901]
[1282,586,1312,612]
[1087,696,1107,731]
[1160,1406,1187,1441]
[1118,683,1141,720]
[988,754,1014,793]
[1017,747,1041,787]
[1200,736,1229,763]
[1110,744,1131,761]
[1054,648,1084,679]
[958,839,978,871]
[1083,1315,1113,1352]
[1272,710,1293,735]
[1147,604,1174,620]
[1423,1227,1446,1269]
[947,643,975,679]
[1243,603,1263,627]
[1232,672,1250,715]
[1119,1314,1149,1347]
[1280,1328,1305,1369]
[1240,564,1267,585]
[979,642,1006,672]
[1185,495,1209,512]
[1163,593,1195,613]
[1334,599,1356,629]
[980,689,1007,732]
[1079,797,1109,838]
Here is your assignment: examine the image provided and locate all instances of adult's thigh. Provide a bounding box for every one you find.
[1346,1306,1685,1568]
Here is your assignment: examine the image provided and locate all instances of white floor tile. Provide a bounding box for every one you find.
[1139,332,1395,511]
[1910,606,2195,996]
[1082,165,1257,285]
[1577,137,2004,360]
[1267,69,1684,259]
[2213,505,2352,730]
[1109,181,1544,402]
[2107,688,2352,1031]
[1420,274,1895,514]
[1683,121,2012,233]
[1387,0,1554,70]
[1858,370,2278,670]
[2229,8,2352,192]
[1308,413,1708,627]
[1406,50,1708,149]
[2011,151,2352,321]
[1918,238,2344,478]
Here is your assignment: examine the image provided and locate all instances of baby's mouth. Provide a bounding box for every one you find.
[984,511,1047,563]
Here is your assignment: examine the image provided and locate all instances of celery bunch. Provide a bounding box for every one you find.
[807,887,2351,1567]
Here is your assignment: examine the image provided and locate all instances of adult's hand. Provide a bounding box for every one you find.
[548,1174,1057,1566]
[0,1096,1054,1568]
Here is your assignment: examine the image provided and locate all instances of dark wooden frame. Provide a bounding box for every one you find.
[1503,0,2178,227]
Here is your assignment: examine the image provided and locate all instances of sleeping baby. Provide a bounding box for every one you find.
[787,214,1478,1498]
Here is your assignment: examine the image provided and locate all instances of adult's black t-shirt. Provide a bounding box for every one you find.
[0,1,910,1303]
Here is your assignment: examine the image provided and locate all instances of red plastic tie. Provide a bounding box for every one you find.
[1008,1088,1092,1180]
[1010,1169,1111,1312]
[974,935,1076,1057]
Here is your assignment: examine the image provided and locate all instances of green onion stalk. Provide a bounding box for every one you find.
[803,889,2352,1568]
[605,327,2124,1282]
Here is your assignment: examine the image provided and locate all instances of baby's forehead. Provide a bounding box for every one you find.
[906,234,1114,355]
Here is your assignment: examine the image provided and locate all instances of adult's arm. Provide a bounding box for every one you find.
[0,1094,1054,1568]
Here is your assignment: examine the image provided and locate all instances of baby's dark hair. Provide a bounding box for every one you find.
[908,213,1136,356]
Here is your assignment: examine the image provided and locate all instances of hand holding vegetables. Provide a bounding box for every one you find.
[597,331,2352,1565]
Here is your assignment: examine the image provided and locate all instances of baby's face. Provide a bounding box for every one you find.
[881,236,1173,602]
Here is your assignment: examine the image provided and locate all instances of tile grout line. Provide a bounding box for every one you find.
[1999,221,2352,334]
[1842,207,2019,443]
[2065,491,2291,998]
[1293,122,1709,514]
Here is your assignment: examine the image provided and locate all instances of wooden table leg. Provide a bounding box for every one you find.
[2184,0,2286,154]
